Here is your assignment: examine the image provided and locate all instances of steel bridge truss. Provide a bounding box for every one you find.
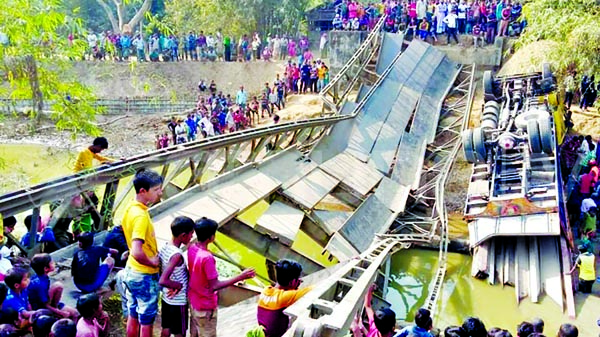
[383,64,476,315]
[0,116,351,256]
[319,16,386,113]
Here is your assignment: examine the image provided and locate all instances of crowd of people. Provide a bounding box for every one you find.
[0,165,319,337]
[155,59,330,149]
[82,30,327,63]
[332,0,525,46]
[351,290,580,337]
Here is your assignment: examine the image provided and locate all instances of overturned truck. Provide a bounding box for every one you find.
[462,65,576,316]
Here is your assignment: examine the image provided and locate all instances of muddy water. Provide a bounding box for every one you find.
[389,249,598,335]
[2,143,598,334]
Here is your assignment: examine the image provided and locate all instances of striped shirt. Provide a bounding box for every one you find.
[159,243,188,305]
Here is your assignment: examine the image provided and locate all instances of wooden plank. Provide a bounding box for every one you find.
[283,168,339,210]
[255,201,304,246]
[320,152,383,197]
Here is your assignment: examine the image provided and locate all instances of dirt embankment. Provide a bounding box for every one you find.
[71,60,288,99]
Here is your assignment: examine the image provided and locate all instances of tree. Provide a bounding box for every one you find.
[163,0,320,38]
[518,0,600,78]
[0,0,100,135]
[95,0,153,33]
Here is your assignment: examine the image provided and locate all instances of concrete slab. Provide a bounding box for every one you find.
[324,232,360,261]
[338,194,395,252]
[255,201,305,246]
[283,168,340,209]
[312,210,352,235]
[373,177,411,213]
[320,152,383,196]
[257,148,317,189]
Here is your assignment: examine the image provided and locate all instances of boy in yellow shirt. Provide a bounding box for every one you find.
[73,137,114,173]
[121,169,163,337]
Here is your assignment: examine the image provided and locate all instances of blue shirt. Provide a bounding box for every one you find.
[3,288,29,314]
[394,326,434,337]
[28,274,50,310]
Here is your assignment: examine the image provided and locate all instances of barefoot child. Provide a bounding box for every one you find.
[188,217,256,337]
[158,216,195,337]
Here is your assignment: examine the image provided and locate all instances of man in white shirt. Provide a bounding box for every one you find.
[87,33,97,59]
[416,0,427,20]
[443,10,460,44]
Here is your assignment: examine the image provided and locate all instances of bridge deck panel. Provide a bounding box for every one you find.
[255,201,304,246]
[312,210,352,236]
[257,149,317,189]
[320,152,383,197]
[282,168,339,210]
[337,194,395,252]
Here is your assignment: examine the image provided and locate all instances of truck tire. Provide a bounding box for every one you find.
[462,129,477,163]
[473,127,487,162]
[483,70,495,101]
[538,117,553,154]
[527,119,542,153]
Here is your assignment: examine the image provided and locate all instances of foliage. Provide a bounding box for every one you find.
[0,0,100,135]
[517,0,600,78]
[163,0,324,39]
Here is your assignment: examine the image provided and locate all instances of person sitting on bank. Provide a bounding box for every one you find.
[256,259,313,337]
[28,254,79,319]
[71,233,117,293]
[569,245,596,294]
[103,225,129,268]
[73,137,114,173]
[395,308,434,337]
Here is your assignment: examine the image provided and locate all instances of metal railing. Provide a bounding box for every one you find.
[319,15,387,113]
[0,98,197,115]
[0,114,353,255]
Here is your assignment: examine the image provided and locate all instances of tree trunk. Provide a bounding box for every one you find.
[128,0,153,31]
[24,55,43,124]
[96,0,120,32]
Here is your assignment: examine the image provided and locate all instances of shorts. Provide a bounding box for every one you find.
[75,263,111,293]
[123,269,159,325]
[189,307,217,337]
[161,300,188,335]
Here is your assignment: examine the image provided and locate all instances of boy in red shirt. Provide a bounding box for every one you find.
[188,217,255,337]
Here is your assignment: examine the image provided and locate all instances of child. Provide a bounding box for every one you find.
[2,267,36,320]
[257,260,313,337]
[122,169,163,337]
[33,314,58,337]
[188,218,255,337]
[75,293,109,337]
[395,308,433,337]
[472,22,483,48]
[73,137,114,173]
[71,233,117,293]
[260,93,270,118]
[50,318,77,337]
[29,254,79,319]
[155,135,161,150]
[158,216,195,337]
[361,284,397,337]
